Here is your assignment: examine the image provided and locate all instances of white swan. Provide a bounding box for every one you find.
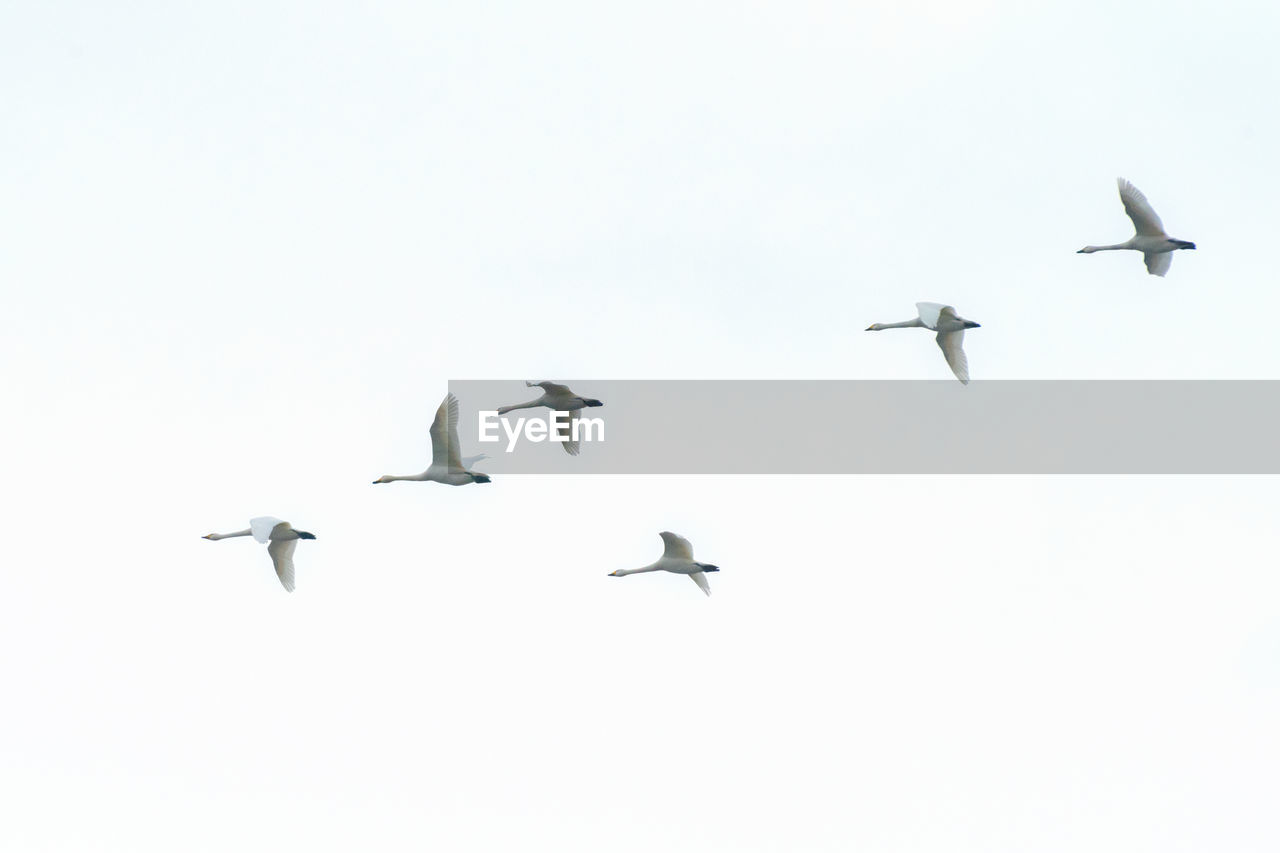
[496,381,603,456]
[202,516,316,592]
[608,531,720,597]
[374,393,493,485]
[865,302,981,384]
[1078,178,1195,276]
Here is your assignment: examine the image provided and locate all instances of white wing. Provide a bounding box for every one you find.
[1118,178,1166,237]
[1144,251,1172,277]
[460,453,489,469]
[937,305,961,323]
[689,571,711,597]
[529,380,572,395]
[559,409,580,456]
[915,302,950,330]
[936,330,970,384]
[267,537,297,592]
[659,531,694,560]
[429,393,463,470]
[249,516,284,544]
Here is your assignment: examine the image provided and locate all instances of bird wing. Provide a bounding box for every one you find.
[429,393,464,470]
[559,408,580,456]
[529,380,572,395]
[1144,251,1172,277]
[915,302,949,330]
[249,516,285,543]
[936,330,970,384]
[1118,178,1166,237]
[267,537,297,592]
[659,531,694,560]
[689,571,712,597]
[460,453,489,469]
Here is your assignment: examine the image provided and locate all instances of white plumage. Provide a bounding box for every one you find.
[608,531,721,597]
[865,302,981,384]
[495,381,603,456]
[373,393,493,486]
[203,516,316,592]
[1078,178,1196,277]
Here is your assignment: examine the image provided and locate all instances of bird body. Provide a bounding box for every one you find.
[866,301,980,384]
[609,531,720,597]
[203,516,316,592]
[374,393,492,485]
[1078,178,1195,276]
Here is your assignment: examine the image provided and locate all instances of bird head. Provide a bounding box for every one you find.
[372,475,393,484]
[865,323,883,331]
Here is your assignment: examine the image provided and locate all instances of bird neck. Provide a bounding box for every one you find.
[211,529,252,540]
[497,398,543,415]
[619,564,663,576]
[877,318,925,330]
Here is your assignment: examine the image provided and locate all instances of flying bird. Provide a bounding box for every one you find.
[1078,178,1196,276]
[608,531,720,597]
[374,392,493,485]
[202,516,316,592]
[496,381,603,456]
[865,302,981,384]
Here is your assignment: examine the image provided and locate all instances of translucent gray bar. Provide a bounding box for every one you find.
[448,380,1280,474]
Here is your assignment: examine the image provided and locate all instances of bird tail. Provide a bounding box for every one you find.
[582,398,604,407]
[697,563,720,572]
[470,473,492,484]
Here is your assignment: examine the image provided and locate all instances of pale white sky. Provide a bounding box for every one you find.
[4,2,1280,851]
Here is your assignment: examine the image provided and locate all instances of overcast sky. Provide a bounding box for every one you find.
[4,2,1280,851]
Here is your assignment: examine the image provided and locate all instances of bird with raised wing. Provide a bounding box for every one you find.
[496,381,603,456]
[202,516,316,592]
[373,392,493,485]
[1078,178,1195,276]
[865,302,981,384]
[608,531,721,597]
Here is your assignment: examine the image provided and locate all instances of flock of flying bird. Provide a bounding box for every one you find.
[203,177,1195,595]
[866,177,1195,384]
